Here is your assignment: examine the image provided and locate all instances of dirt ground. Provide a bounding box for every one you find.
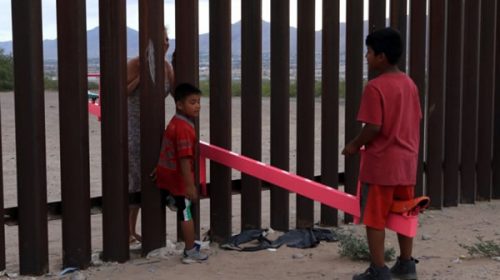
[1,91,500,279]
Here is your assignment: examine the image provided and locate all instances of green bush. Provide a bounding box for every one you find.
[199,80,210,96]
[460,236,500,258]
[0,49,14,91]
[337,230,395,261]
[88,81,99,91]
[41,78,99,92]
[197,80,242,96]
[44,77,58,90]
[198,79,346,98]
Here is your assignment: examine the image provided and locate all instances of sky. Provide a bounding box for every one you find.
[0,0,371,42]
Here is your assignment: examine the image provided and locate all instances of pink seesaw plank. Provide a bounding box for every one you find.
[200,141,359,216]
[88,101,101,120]
[199,141,419,237]
[386,214,418,237]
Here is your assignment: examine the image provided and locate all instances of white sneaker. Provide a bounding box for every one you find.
[182,247,208,264]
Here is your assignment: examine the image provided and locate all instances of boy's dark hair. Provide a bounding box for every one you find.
[174,83,202,102]
[365,27,403,65]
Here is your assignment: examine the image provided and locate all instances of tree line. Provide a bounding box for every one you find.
[0,49,13,91]
[198,79,346,98]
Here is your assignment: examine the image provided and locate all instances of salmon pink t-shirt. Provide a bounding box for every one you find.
[357,72,422,186]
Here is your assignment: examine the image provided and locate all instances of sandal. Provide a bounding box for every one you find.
[129,235,140,244]
[133,233,142,243]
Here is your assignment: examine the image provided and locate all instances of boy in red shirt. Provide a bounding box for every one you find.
[156,83,207,264]
[343,28,422,280]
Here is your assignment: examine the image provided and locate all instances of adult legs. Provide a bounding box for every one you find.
[129,206,141,242]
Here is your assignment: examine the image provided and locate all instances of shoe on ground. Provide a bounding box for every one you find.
[128,235,141,250]
[390,257,418,280]
[353,264,391,280]
[182,246,208,264]
[165,195,177,211]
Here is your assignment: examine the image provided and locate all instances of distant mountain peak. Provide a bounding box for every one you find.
[0,19,363,60]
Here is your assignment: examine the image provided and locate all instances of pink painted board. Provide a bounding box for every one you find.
[199,141,419,237]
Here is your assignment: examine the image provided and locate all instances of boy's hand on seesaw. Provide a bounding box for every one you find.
[342,141,360,156]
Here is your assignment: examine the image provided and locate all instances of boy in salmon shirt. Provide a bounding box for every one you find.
[343,28,422,280]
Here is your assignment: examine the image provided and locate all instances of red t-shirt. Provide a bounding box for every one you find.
[357,72,422,185]
[156,114,196,196]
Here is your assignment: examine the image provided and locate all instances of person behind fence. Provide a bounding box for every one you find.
[126,27,175,245]
[342,27,422,280]
[155,83,208,264]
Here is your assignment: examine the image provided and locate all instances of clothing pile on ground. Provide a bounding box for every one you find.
[220,228,338,252]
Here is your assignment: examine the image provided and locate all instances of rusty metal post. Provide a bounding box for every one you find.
[495,0,500,199]
[11,0,49,275]
[139,0,167,254]
[477,0,497,201]
[296,0,315,229]
[99,0,129,262]
[175,0,199,86]
[369,0,387,33]
[344,0,364,223]
[409,0,427,197]
[444,0,464,207]
[390,0,408,72]
[56,0,91,268]
[241,0,262,230]
[270,0,291,231]
[427,0,447,209]
[369,0,387,79]
[175,0,200,239]
[0,100,5,270]
[320,0,340,227]
[210,0,232,242]
[461,0,481,203]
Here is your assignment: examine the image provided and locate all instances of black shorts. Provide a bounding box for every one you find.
[160,189,193,221]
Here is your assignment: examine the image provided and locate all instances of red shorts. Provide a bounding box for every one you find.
[359,183,414,230]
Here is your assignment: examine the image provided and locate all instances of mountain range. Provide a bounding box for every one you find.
[0,20,360,60]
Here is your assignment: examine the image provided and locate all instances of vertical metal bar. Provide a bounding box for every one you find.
[477,0,497,200]
[369,0,387,33]
[444,0,464,207]
[139,0,166,254]
[99,0,129,262]
[427,0,447,209]
[390,0,408,72]
[296,0,315,229]
[56,0,91,268]
[241,0,262,230]
[320,0,340,227]
[0,99,5,270]
[175,0,199,86]
[175,0,200,239]
[210,0,232,242]
[369,0,387,79]
[11,0,48,275]
[494,0,500,199]
[409,0,427,196]
[270,0,290,231]
[344,0,364,223]
[461,0,481,203]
